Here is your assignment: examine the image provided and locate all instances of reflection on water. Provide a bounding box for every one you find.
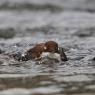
[0,0,95,95]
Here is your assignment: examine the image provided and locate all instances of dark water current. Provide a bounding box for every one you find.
[0,0,95,95]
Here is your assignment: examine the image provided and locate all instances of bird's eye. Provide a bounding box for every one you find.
[44,46,47,50]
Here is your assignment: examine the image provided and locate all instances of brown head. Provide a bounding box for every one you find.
[44,41,59,53]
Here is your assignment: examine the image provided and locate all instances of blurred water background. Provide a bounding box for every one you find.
[0,0,95,95]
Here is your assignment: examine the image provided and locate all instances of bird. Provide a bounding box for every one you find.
[19,41,68,62]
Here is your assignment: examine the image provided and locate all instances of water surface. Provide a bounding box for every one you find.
[0,0,95,95]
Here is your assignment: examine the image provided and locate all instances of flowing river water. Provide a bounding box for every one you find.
[0,0,95,95]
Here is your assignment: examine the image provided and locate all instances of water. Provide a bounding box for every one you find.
[0,0,95,95]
